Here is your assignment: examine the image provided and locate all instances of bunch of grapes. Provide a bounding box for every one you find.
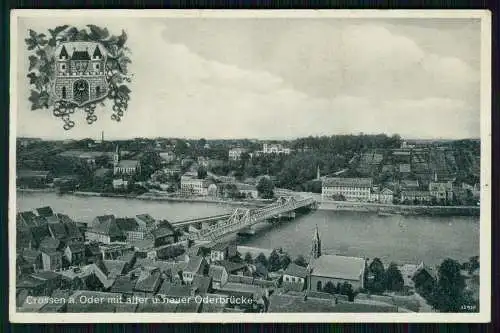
[108,85,130,122]
[84,103,98,124]
[53,101,76,130]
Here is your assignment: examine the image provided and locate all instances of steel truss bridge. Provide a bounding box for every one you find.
[173,196,317,242]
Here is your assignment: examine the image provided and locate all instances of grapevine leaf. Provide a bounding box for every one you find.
[87,25,109,41]
[117,30,127,48]
[48,25,69,38]
[109,73,123,86]
[26,30,48,50]
[27,72,38,85]
[38,91,50,108]
[64,27,79,41]
[76,29,90,41]
[116,85,131,100]
[28,90,41,110]
[28,55,40,71]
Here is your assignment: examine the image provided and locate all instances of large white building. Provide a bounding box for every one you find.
[228,148,248,161]
[321,177,373,202]
[180,174,209,196]
[262,143,291,155]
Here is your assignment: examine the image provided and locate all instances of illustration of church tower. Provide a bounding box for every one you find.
[113,145,120,166]
[311,224,322,259]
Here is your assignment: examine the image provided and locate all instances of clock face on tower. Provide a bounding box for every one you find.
[73,79,89,104]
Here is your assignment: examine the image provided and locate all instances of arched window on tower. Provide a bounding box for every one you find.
[62,86,66,99]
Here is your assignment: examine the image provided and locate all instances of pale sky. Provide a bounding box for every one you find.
[15,15,482,140]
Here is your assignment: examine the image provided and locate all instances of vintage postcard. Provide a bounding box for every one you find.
[9,10,491,323]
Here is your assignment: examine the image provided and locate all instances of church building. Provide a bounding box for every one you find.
[113,145,141,176]
[307,226,367,292]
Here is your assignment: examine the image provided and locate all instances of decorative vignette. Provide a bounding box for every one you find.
[25,25,132,130]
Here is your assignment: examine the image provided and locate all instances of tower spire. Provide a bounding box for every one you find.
[311,224,321,259]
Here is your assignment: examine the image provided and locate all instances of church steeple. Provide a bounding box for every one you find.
[311,224,321,259]
[114,145,120,166]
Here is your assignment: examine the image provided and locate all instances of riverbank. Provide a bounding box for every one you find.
[319,200,480,217]
[70,190,269,207]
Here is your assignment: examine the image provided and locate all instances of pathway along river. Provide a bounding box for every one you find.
[17,191,479,266]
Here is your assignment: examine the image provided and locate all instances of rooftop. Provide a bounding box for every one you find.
[310,255,366,281]
[284,263,308,279]
[322,177,373,188]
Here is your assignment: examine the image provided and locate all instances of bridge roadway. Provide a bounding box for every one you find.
[178,196,317,242]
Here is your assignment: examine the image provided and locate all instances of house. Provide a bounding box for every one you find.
[379,188,394,204]
[110,275,136,296]
[400,190,431,203]
[134,270,163,297]
[152,221,178,247]
[282,263,308,291]
[39,237,62,253]
[113,145,141,175]
[262,143,291,155]
[19,249,42,274]
[112,178,129,189]
[17,271,63,297]
[85,242,103,264]
[228,148,247,161]
[401,179,419,189]
[64,242,86,266]
[16,170,52,188]
[210,243,237,262]
[90,215,116,229]
[180,174,209,196]
[17,211,40,228]
[159,151,176,163]
[35,206,54,218]
[41,250,63,271]
[309,255,366,292]
[321,177,373,202]
[429,181,454,202]
[412,262,437,293]
[47,223,68,241]
[192,275,213,295]
[135,214,157,232]
[85,216,125,244]
[208,265,228,289]
[236,184,259,199]
[219,261,249,276]
[116,217,144,242]
[183,256,209,284]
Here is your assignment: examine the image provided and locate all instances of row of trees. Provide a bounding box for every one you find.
[365,258,405,293]
[244,248,292,273]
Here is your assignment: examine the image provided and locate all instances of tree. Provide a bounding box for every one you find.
[244,252,253,264]
[432,258,466,312]
[385,262,404,292]
[256,177,275,199]
[280,253,292,270]
[323,281,336,294]
[293,255,307,267]
[255,253,268,267]
[367,258,386,293]
[340,282,354,301]
[268,249,281,272]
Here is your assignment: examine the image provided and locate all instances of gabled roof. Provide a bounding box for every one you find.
[158,281,191,297]
[102,260,127,279]
[208,265,226,282]
[185,256,204,274]
[134,270,162,293]
[310,255,365,281]
[116,217,138,232]
[218,261,247,274]
[39,237,61,252]
[152,223,176,238]
[35,206,54,218]
[93,215,115,225]
[89,218,124,238]
[45,215,60,224]
[136,214,156,225]
[56,213,75,224]
[110,276,135,294]
[284,263,308,279]
[92,45,103,58]
[48,223,67,240]
[17,211,37,227]
[192,275,212,295]
[59,45,69,58]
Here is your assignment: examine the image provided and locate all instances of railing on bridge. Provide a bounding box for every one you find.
[186,196,316,241]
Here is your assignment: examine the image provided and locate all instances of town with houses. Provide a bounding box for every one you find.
[15,134,481,313]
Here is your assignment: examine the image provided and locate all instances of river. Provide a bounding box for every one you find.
[16,191,480,266]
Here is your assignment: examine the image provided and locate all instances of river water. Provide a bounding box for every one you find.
[17,192,479,266]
